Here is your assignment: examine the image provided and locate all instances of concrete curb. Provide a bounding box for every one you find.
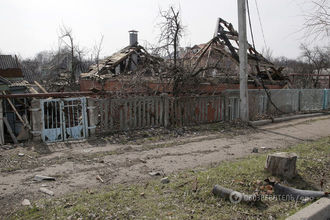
[249,112,329,127]
[286,197,330,220]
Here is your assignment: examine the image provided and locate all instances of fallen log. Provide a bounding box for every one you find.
[212,185,257,203]
[272,182,329,201]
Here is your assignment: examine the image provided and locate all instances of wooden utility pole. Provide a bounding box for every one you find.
[237,0,249,121]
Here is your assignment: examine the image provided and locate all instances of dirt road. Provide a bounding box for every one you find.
[1,115,330,216]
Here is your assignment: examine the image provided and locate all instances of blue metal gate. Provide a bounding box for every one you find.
[41,97,88,143]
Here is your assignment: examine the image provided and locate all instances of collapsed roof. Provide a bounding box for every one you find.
[0,55,41,84]
[81,18,287,89]
[81,45,163,80]
[0,55,22,79]
[188,18,286,84]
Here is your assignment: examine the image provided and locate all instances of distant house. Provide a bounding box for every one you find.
[40,51,92,91]
[314,68,330,88]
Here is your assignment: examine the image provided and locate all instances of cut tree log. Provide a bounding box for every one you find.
[273,182,329,201]
[265,152,297,179]
[212,185,257,203]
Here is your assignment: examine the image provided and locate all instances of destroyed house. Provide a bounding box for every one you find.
[0,55,30,93]
[80,30,163,92]
[0,55,35,143]
[80,19,288,94]
[181,18,288,88]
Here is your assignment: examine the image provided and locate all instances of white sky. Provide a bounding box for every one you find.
[0,0,327,59]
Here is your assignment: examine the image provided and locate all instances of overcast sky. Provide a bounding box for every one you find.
[0,0,328,60]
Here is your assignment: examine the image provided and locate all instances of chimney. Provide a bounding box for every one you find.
[129,30,138,46]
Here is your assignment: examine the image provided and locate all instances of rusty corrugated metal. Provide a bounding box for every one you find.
[0,68,23,78]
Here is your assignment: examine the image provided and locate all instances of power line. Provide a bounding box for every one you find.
[246,0,256,49]
[246,0,287,115]
[254,0,268,49]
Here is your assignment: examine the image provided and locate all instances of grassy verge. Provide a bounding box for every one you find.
[11,137,330,220]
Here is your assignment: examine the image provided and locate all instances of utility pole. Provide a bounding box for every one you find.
[237,0,249,121]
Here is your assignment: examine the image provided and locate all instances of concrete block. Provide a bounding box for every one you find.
[286,198,330,220]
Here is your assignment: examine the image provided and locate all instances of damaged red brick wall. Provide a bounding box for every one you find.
[80,79,283,94]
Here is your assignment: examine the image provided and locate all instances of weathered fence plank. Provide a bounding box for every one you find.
[93,89,330,133]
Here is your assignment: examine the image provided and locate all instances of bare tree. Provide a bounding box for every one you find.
[300,44,330,87]
[93,34,104,72]
[262,47,274,62]
[157,6,184,68]
[59,25,77,83]
[302,0,330,39]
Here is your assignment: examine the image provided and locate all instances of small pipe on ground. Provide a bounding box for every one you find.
[212,185,257,203]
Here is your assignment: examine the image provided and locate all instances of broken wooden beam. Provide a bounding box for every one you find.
[28,87,39,94]
[3,117,18,144]
[34,81,48,93]
[2,91,31,130]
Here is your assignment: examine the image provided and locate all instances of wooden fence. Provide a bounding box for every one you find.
[86,89,330,135]
[93,95,226,133]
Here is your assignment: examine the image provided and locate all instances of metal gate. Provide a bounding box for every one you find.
[41,97,88,143]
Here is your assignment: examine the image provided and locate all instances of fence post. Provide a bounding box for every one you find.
[30,99,42,141]
[298,90,302,112]
[0,99,4,145]
[87,98,97,136]
[224,92,229,121]
[162,93,169,128]
[323,89,328,110]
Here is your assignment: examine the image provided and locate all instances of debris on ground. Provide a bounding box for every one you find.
[149,171,161,176]
[252,148,259,153]
[18,153,25,157]
[96,175,104,183]
[192,177,198,192]
[1,145,14,150]
[21,199,31,206]
[39,187,54,196]
[161,177,170,184]
[34,175,56,182]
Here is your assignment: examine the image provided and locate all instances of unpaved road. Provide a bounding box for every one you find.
[1,115,330,216]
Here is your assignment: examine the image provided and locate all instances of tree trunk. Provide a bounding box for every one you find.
[265,152,298,179]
